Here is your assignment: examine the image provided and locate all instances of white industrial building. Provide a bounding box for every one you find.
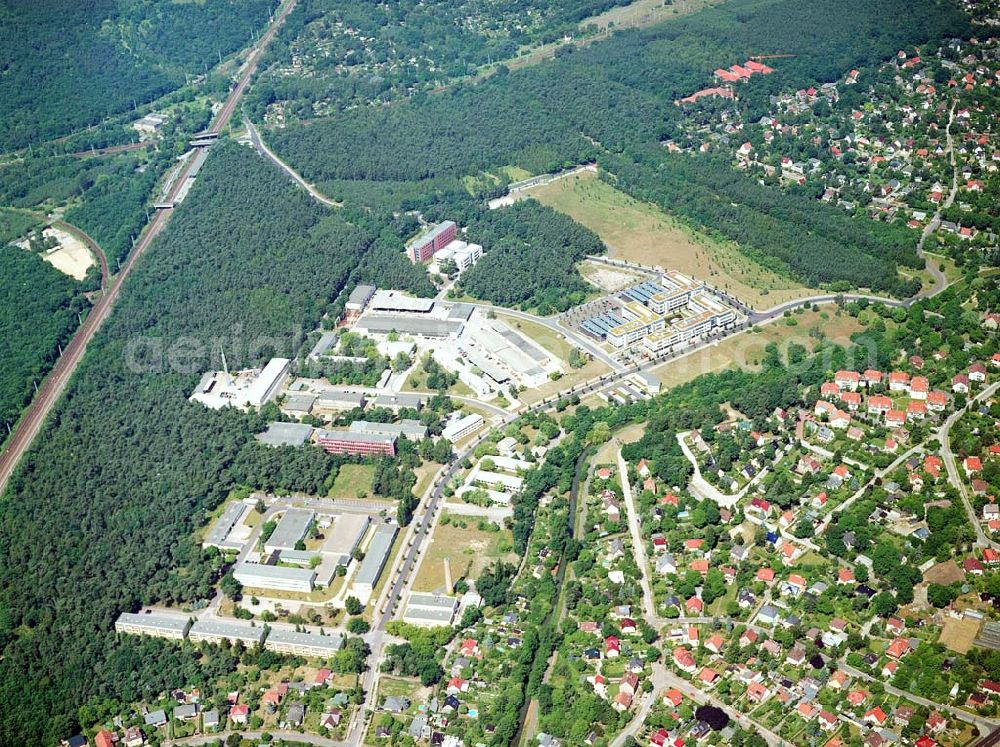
[115,611,191,640]
[233,562,316,593]
[190,358,290,410]
[402,592,459,627]
[442,413,484,443]
[352,523,398,602]
[203,501,250,549]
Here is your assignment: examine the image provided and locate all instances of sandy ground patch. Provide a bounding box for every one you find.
[579,260,646,291]
[30,227,94,280]
[922,560,966,586]
[939,616,981,654]
[526,171,817,309]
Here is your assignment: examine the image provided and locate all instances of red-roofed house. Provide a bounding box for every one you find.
[927,390,948,411]
[889,372,910,392]
[966,456,983,475]
[674,647,697,673]
[686,596,704,614]
[865,707,888,727]
[910,376,929,399]
[867,395,892,415]
[836,371,861,390]
[95,731,114,747]
[886,638,910,660]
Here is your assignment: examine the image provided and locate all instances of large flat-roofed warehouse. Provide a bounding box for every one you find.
[402,593,459,627]
[263,508,314,553]
[203,501,250,549]
[115,611,191,640]
[264,628,345,657]
[244,358,291,407]
[188,618,265,646]
[345,284,376,319]
[370,290,436,313]
[371,393,425,412]
[233,561,316,593]
[352,523,398,600]
[321,513,370,565]
[313,390,366,414]
[350,419,428,441]
[257,421,314,447]
[308,331,338,359]
[355,316,463,338]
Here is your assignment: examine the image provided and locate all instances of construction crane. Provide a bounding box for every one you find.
[749,54,797,60]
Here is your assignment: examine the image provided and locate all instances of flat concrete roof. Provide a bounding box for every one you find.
[347,284,376,308]
[189,618,264,643]
[406,592,459,611]
[266,508,314,550]
[265,628,344,652]
[116,611,191,634]
[234,562,316,584]
[258,421,314,447]
[322,513,370,562]
[356,316,462,338]
[355,523,398,587]
[203,501,250,547]
[308,331,338,359]
[350,419,428,440]
[371,393,426,410]
[370,290,435,313]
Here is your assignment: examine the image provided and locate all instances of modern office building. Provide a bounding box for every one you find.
[264,628,344,657]
[115,611,191,640]
[316,429,397,457]
[406,221,457,263]
[233,562,316,593]
[607,301,666,348]
[188,619,264,647]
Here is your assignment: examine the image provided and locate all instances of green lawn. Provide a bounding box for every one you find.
[329,464,375,499]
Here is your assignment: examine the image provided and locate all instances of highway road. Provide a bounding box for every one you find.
[0,0,297,496]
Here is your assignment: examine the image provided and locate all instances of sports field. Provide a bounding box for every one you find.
[527,171,817,309]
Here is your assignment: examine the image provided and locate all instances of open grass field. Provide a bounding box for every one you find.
[650,308,867,389]
[411,512,516,593]
[526,171,817,309]
[939,616,981,654]
[329,464,375,499]
[584,0,724,31]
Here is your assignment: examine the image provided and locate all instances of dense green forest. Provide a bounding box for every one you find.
[0,0,277,150]
[267,0,968,296]
[247,0,635,119]
[0,246,83,440]
[0,144,392,745]
[458,201,605,311]
[0,209,38,245]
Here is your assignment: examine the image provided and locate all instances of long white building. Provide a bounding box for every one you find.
[234,561,316,593]
[264,628,344,657]
[115,611,191,640]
